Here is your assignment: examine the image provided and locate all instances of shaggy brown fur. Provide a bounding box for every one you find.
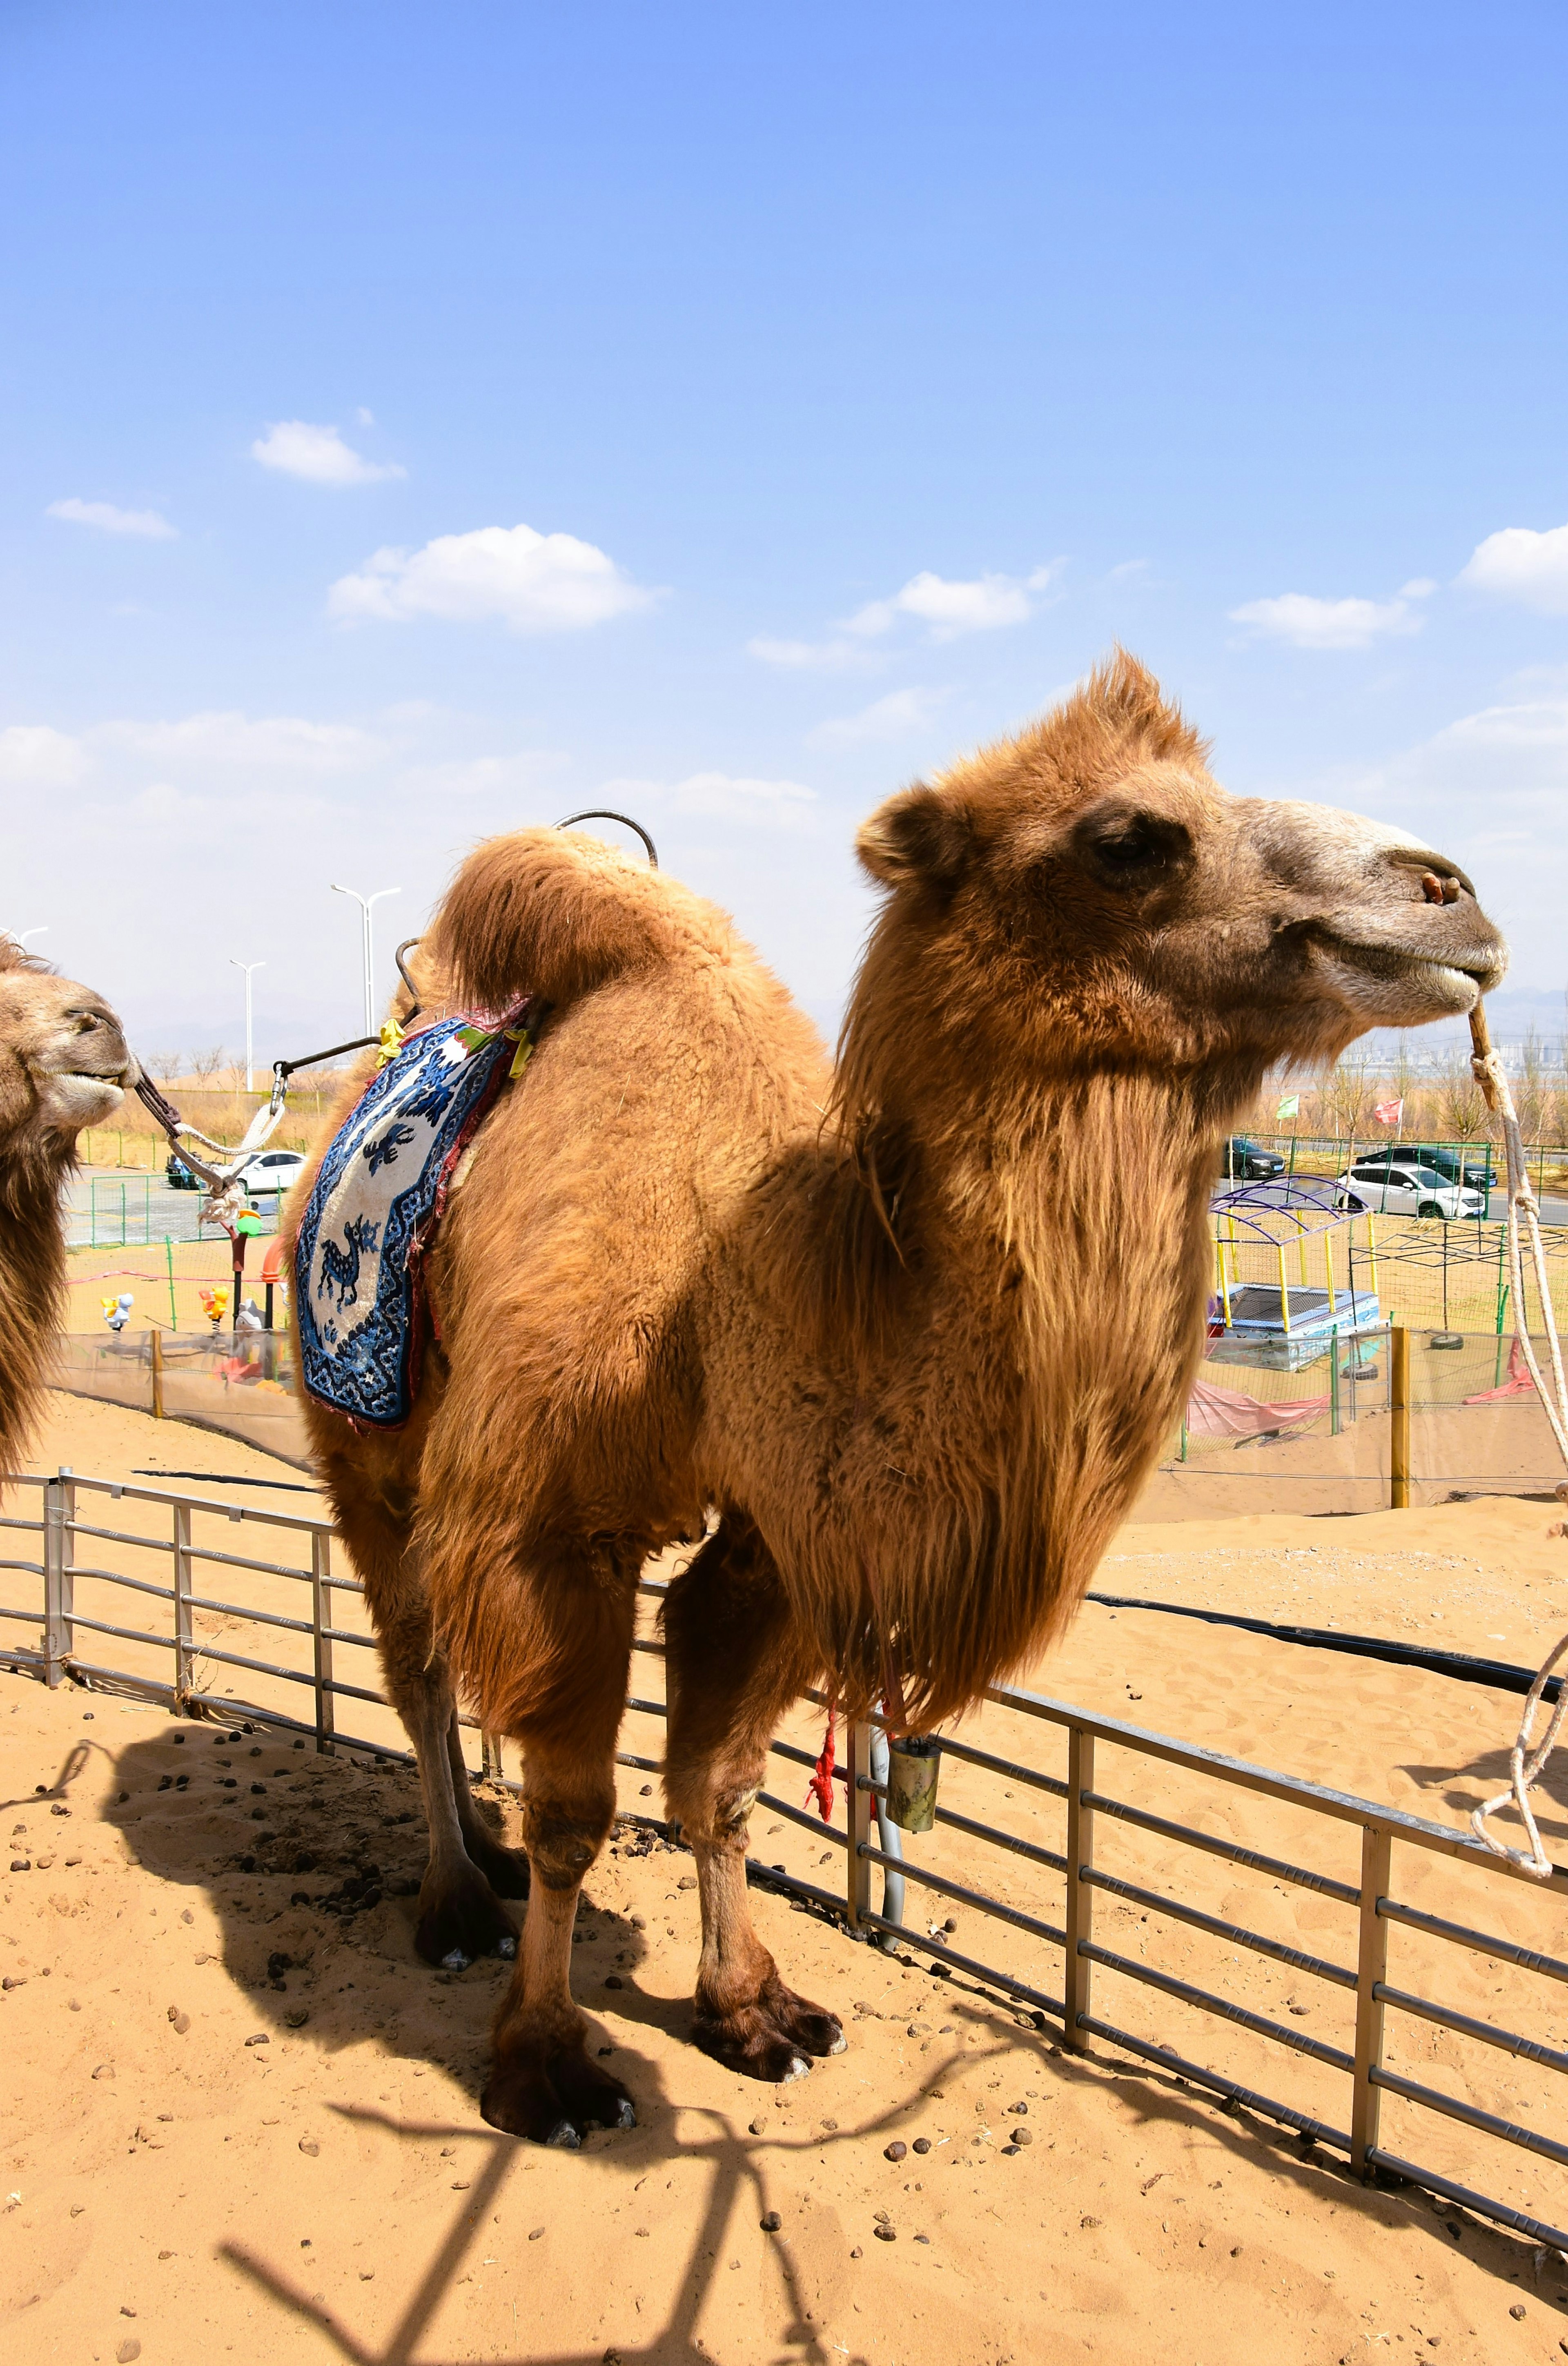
[291,653,1506,2143]
[0,944,136,1477]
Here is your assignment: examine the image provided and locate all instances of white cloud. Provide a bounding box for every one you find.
[746,635,875,672]
[96,711,380,771]
[1459,522,1568,615]
[251,420,405,486]
[396,753,558,800]
[47,497,176,540]
[845,564,1060,642]
[807,688,948,749]
[1227,590,1426,651]
[0,724,87,786]
[667,771,816,824]
[330,522,654,634]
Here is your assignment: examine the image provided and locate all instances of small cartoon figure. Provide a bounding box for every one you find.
[198,1284,230,1332]
[101,1292,134,1332]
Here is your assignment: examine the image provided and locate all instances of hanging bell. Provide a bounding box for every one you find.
[885,1733,942,1832]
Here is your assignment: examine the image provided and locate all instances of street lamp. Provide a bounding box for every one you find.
[230,958,265,1092]
[330,883,401,1036]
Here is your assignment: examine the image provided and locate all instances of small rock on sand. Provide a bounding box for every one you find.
[116,2342,140,2364]
[298,2138,319,2157]
[167,2007,190,2035]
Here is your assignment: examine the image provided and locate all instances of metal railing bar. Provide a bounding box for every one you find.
[1085,1790,1361,1905]
[183,1593,314,1637]
[625,1694,669,1720]
[769,1736,850,1782]
[615,1751,662,1776]
[987,1684,1568,1895]
[183,1545,321,1584]
[0,1560,45,1580]
[64,1615,176,1651]
[66,1564,176,1604]
[630,1635,666,1658]
[66,1519,176,1554]
[922,1728,1070,1801]
[176,1642,382,1705]
[855,1908,1066,2023]
[932,1803,1067,1874]
[857,1840,1067,1949]
[0,1604,45,1623]
[1375,1983,1568,2078]
[744,1860,844,1916]
[1378,1897,1568,1988]
[1370,2065,1568,2169]
[755,1789,849,1850]
[1085,1867,1357,1990]
[1364,2150,1568,2255]
[65,1476,333,1537]
[1074,2014,1353,2153]
[1080,1942,1355,2073]
[318,1624,376,1650]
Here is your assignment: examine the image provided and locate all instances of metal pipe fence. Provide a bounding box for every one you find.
[3,1468,1566,2259]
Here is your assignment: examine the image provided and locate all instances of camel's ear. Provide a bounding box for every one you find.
[856,784,976,892]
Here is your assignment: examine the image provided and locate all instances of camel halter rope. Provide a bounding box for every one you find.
[1465,998,1568,1877]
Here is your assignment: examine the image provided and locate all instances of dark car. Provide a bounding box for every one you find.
[165,1152,202,1190]
[1218,1136,1286,1183]
[1352,1143,1496,1194]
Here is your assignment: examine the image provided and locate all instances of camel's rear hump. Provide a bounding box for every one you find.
[426,829,737,1016]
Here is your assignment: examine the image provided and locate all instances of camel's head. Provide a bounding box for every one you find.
[853,653,1506,1092]
[0,944,138,1158]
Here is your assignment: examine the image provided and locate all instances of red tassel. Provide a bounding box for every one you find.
[806,1702,837,1823]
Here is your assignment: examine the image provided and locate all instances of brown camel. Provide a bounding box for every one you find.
[0,941,137,1477]
[290,655,1505,2145]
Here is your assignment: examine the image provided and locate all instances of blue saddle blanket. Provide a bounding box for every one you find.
[294,1014,526,1427]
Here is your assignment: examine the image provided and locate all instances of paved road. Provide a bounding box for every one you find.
[61,1167,285,1250]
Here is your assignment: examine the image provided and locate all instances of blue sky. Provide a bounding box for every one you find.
[5,1,1568,1062]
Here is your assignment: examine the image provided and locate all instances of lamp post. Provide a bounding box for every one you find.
[230,958,265,1093]
[330,883,401,1035]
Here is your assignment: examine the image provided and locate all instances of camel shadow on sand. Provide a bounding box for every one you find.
[85,1713,1567,2361]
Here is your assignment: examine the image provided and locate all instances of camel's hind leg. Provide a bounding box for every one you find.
[327,1486,526,1966]
[662,1518,845,2081]
[477,1548,640,2146]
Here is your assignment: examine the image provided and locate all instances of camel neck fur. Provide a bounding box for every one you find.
[0,1145,70,1477]
[777,1018,1254,1728]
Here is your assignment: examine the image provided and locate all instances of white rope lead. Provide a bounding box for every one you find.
[1466,1016,1568,1878]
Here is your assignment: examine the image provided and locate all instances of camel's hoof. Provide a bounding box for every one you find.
[414,1863,519,1970]
[481,2039,637,2147]
[782,2055,811,2082]
[497,1934,517,1959]
[759,1975,845,2061]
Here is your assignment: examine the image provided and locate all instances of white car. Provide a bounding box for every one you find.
[1334,1161,1486,1220]
[238,1148,308,1201]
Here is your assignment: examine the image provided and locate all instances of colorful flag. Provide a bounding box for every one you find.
[1275,1094,1300,1121]
[1373,1096,1404,1127]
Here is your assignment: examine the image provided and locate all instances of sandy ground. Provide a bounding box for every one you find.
[4,1394,1568,2366]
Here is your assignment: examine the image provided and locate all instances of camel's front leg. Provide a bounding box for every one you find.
[662,1520,845,2081]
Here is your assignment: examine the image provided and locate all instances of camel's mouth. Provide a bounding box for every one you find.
[1312,934,1505,1022]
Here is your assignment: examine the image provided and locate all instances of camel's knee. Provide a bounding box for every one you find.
[518,1791,614,1892]
[664,1769,758,1851]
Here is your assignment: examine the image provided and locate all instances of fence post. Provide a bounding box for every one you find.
[846,1718,873,1930]
[150,1325,165,1420]
[172,1501,194,1705]
[311,1528,336,1755]
[1063,1726,1096,2047]
[1390,1325,1410,1509]
[42,1470,74,1686]
[1351,1824,1392,2179]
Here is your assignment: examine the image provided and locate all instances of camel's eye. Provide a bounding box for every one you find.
[1075,807,1192,884]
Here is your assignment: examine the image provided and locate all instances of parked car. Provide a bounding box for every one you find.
[237,1148,307,1200]
[165,1152,202,1190]
[1218,1136,1286,1183]
[1334,1161,1486,1219]
[1348,1143,1496,1194]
